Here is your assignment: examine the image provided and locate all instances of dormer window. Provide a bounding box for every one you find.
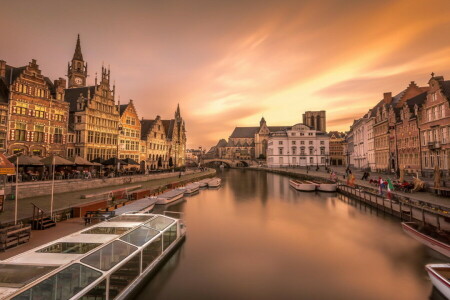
[432,92,437,102]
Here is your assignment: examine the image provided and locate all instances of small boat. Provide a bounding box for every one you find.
[114,196,158,215]
[306,180,337,192]
[426,264,450,299]
[182,182,200,194]
[198,179,210,188]
[289,179,316,191]
[208,177,221,188]
[155,189,185,205]
[401,222,450,258]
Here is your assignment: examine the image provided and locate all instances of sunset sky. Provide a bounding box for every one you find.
[2,0,450,149]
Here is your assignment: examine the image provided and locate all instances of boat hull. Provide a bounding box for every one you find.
[401,222,450,258]
[208,179,221,188]
[156,192,184,205]
[317,184,337,192]
[184,186,199,194]
[426,264,450,299]
[289,180,316,191]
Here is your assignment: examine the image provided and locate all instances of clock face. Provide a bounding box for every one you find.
[74,77,82,84]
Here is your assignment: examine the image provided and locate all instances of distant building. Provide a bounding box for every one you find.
[328,131,345,166]
[267,123,329,167]
[303,111,326,132]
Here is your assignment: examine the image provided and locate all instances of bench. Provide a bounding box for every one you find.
[0,225,32,251]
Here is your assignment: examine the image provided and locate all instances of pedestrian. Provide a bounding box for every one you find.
[378,177,383,196]
[386,178,394,199]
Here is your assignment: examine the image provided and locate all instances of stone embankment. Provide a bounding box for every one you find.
[8,169,206,199]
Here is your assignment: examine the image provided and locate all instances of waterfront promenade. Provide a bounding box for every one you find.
[0,168,215,224]
[253,166,450,208]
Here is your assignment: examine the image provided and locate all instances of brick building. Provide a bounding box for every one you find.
[328,131,345,166]
[141,116,169,170]
[0,59,68,156]
[118,100,141,162]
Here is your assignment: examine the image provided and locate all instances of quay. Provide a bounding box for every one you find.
[252,166,450,231]
[0,168,215,225]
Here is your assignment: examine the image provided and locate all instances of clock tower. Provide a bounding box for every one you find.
[67,34,88,88]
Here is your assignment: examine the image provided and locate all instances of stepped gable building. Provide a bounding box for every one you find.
[0,59,68,156]
[118,99,141,162]
[141,116,169,170]
[64,36,120,161]
[328,131,345,166]
[161,104,187,167]
[373,81,427,172]
[419,74,450,177]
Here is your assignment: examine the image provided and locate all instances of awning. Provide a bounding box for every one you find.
[0,153,16,174]
[122,158,140,165]
[102,157,128,166]
[68,156,94,166]
[40,155,74,166]
[9,155,44,166]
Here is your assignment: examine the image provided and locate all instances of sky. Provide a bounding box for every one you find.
[1,0,450,149]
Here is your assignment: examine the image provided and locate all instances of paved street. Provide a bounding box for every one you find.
[256,166,450,208]
[0,169,214,224]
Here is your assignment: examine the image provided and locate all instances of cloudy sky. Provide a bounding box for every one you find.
[2,0,450,148]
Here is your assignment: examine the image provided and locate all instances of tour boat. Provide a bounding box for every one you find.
[426,264,450,299]
[207,177,221,188]
[198,179,210,188]
[0,213,186,300]
[306,180,337,192]
[401,222,450,258]
[181,182,200,195]
[114,196,158,215]
[155,189,185,205]
[289,179,317,192]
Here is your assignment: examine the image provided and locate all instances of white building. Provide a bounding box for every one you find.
[267,123,330,167]
[351,114,371,169]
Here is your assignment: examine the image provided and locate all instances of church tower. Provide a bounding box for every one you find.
[67,34,88,88]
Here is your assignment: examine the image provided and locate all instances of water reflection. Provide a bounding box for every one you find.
[137,169,445,300]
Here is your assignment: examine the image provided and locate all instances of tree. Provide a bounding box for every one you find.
[168,157,173,168]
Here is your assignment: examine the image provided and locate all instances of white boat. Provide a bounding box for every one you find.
[426,264,450,299]
[208,177,221,188]
[114,196,158,215]
[401,222,450,258]
[0,213,186,300]
[198,179,210,188]
[306,180,337,192]
[155,189,185,205]
[289,179,316,192]
[182,182,200,194]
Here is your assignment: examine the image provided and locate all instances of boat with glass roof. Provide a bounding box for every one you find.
[0,213,186,300]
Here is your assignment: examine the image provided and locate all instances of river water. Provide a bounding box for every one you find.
[137,169,445,300]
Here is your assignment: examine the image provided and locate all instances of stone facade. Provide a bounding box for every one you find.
[419,75,450,176]
[302,111,326,132]
[141,116,170,170]
[0,59,69,156]
[328,131,345,166]
[118,100,141,162]
[267,123,329,167]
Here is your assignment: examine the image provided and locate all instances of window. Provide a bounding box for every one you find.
[15,123,27,141]
[278,141,283,145]
[34,125,45,142]
[163,224,178,251]
[35,106,45,118]
[54,128,63,144]
[108,253,141,299]
[79,280,106,300]
[77,116,82,123]
[291,147,296,154]
[278,148,283,155]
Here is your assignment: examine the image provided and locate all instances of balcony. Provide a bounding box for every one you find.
[428,142,441,150]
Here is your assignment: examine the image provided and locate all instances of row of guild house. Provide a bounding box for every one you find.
[0,35,186,170]
[344,73,450,177]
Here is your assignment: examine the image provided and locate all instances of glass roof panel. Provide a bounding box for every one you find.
[109,215,155,222]
[0,264,57,288]
[145,216,175,231]
[36,242,102,254]
[81,227,130,235]
[81,240,137,271]
[120,226,160,247]
[12,263,101,300]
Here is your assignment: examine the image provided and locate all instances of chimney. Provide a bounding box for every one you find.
[0,60,6,79]
[383,92,392,104]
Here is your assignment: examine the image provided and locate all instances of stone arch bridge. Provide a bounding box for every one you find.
[202,158,257,168]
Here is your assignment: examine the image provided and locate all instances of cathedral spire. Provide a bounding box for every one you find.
[73,34,84,61]
[175,103,181,118]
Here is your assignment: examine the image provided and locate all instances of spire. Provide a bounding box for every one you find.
[73,34,83,61]
[260,116,266,127]
[175,103,181,118]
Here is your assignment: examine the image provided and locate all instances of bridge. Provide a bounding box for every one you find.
[201,158,257,168]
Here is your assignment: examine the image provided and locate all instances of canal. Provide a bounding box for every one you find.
[137,169,445,300]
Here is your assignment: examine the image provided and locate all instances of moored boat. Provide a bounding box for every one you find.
[182,182,200,194]
[208,177,221,188]
[198,179,210,188]
[401,222,450,258]
[0,213,186,300]
[155,189,185,205]
[306,180,337,192]
[426,264,450,299]
[114,196,158,215]
[289,179,316,192]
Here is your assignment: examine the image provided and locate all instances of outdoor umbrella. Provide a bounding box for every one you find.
[102,157,128,166]
[68,155,93,166]
[91,157,105,164]
[122,158,140,165]
[40,155,73,166]
[8,155,44,166]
